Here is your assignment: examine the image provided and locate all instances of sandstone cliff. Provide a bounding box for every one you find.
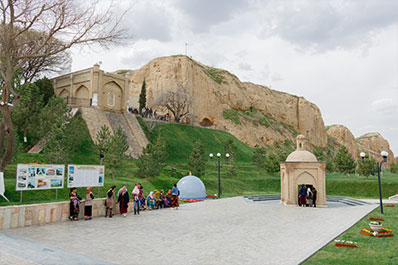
[326,125,358,158]
[356,132,395,166]
[128,55,327,148]
[326,124,395,165]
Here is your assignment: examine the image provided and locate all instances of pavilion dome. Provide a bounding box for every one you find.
[285,134,318,162]
[286,150,318,162]
[177,174,207,200]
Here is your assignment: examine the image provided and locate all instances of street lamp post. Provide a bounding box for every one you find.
[360,151,388,214]
[209,152,229,198]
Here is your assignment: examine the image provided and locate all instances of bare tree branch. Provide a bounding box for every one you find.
[0,0,127,171]
[152,86,192,123]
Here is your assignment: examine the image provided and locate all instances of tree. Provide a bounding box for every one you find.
[224,139,238,177]
[313,146,336,172]
[0,0,124,174]
[188,141,206,177]
[44,119,70,163]
[136,135,168,178]
[264,153,280,174]
[41,97,72,163]
[139,79,146,115]
[390,162,398,174]
[334,146,356,175]
[153,86,192,123]
[34,77,55,105]
[38,96,71,140]
[18,31,72,83]
[105,127,129,179]
[12,82,44,145]
[357,154,376,179]
[252,145,267,170]
[44,113,95,164]
[95,125,112,158]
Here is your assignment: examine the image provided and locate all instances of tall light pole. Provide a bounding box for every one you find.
[185,43,188,56]
[360,151,388,214]
[209,152,229,198]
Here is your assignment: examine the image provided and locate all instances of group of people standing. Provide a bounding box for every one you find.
[69,187,94,221]
[298,185,317,207]
[69,183,180,221]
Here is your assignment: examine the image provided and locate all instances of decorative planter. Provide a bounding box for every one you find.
[369,222,383,232]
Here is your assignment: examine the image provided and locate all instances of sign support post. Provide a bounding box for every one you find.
[20,190,23,203]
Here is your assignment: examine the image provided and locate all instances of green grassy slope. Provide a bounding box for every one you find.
[140,120,254,163]
[1,119,398,206]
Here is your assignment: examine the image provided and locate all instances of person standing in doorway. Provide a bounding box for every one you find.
[312,186,317,208]
[306,186,313,207]
[105,185,116,218]
[299,185,307,208]
[84,187,94,220]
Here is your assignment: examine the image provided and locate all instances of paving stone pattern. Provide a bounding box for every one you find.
[0,197,378,265]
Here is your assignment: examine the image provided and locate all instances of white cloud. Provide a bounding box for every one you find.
[372,98,398,115]
[238,62,252,71]
[256,0,398,51]
[70,0,398,155]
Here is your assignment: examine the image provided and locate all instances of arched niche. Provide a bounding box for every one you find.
[102,81,122,111]
[296,171,316,186]
[200,118,213,127]
[75,85,89,99]
[59,89,69,99]
[73,85,90,106]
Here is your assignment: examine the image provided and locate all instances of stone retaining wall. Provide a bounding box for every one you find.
[0,198,134,231]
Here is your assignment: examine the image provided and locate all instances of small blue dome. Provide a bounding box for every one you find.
[177,175,206,200]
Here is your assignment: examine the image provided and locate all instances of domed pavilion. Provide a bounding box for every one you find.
[280,135,327,206]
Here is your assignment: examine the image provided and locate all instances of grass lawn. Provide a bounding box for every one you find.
[305,205,398,265]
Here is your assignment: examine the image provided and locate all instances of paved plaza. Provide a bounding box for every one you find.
[0,197,378,265]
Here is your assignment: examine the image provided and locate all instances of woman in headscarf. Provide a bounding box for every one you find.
[154,189,161,209]
[118,185,130,217]
[84,187,94,220]
[164,189,172,207]
[147,191,156,210]
[171,183,180,210]
[69,188,82,221]
[105,185,116,218]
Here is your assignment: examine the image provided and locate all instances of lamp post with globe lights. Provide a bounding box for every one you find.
[209,152,230,198]
[360,151,388,214]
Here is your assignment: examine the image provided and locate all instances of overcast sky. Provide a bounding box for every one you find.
[71,0,398,156]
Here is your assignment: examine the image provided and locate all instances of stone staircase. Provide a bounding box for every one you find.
[123,112,149,154]
[104,111,147,158]
[80,107,113,143]
[244,194,371,206]
[28,107,148,157]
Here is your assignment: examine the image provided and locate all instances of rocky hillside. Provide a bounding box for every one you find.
[128,55,327,149]
[326,125,395,165]
[326,125,358,158]
[357,132,395,166]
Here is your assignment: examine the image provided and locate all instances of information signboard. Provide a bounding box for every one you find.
[16,164,65,191]
[0,172,9,201]
[67,165,105,188]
